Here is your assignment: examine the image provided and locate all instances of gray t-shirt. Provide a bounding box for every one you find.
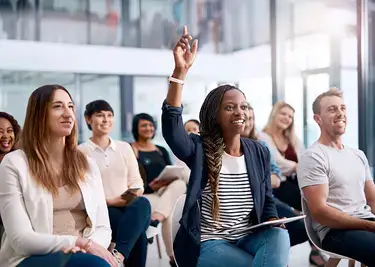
[297,142,375,241]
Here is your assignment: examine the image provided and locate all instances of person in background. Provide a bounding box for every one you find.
[162,25,290,267]
[79,100,151,267]
[131,113,186,267]
[0,85,118,267]
[241,103,324,267]
[174,119,200,183]
[298,88,375,266]
[0,112,21,162]
[259,101,304,211]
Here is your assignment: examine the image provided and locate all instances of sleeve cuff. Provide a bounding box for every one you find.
[162,100,184,115]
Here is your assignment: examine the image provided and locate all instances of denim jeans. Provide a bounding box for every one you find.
[197,227,290,267]
[322,220,375,267]
[18,251,110,267]
[108,196,151,267]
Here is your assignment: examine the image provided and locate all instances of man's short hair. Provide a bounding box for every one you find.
[84,100,114,130]
[312,87,343,115]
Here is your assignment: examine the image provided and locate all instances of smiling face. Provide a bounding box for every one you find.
[137,119,155,140]
[47,89,75,138]
[218,89,248,136]
[86,110,114,136]
[0,117,15,154]
[275,106,294,131]
[314,95,347,137]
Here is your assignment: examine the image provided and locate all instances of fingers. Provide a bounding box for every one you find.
[62,246,86,254]
[191,39,198,55]
[183,25,188,36]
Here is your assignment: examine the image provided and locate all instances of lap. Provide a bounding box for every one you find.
[323,228,375,252]
[18,252,110,267]
[197,239,253,267]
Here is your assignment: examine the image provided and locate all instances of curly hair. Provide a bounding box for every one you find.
[0,112,21,150]
[199,84,244,221]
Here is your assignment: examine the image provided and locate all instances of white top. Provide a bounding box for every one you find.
[200,152,254,242]
[0,150,112,267]
[78,139,144,199]
[297,142,375,241]
[258,131,304,178]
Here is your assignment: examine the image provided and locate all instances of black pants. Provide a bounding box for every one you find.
[273,179,302,211]
[274,197,308,246]
[322,219,375,267]
[108,197,151,267]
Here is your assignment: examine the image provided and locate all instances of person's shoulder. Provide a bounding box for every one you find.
[1,149,27,167]
[300,142,328,163]
[77,141,92,154]
[242,138,270,158]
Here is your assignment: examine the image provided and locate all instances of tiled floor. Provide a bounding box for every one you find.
[146,240,362,267]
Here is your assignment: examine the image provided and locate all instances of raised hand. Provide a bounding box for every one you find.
[173,25,198,71]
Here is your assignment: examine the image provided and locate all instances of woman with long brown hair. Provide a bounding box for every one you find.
[0,85,120,267]
[162,26,290,267]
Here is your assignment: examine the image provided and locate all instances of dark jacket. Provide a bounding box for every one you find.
[161,101,279,267]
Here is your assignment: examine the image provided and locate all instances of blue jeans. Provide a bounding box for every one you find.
[108,196,151,267]
[18,251,110,267]
[197,227,290,267]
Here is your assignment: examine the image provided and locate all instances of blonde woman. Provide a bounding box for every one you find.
[259,101,303,210]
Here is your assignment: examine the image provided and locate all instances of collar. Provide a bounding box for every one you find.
[87,137,116,152]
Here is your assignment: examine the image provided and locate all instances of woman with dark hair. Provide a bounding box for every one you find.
[131,113,186,266]
[0,112,21,162]
[162,26,290,267]
[0,85,119,267]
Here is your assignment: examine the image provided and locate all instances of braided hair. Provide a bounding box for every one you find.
[199,84,244,221]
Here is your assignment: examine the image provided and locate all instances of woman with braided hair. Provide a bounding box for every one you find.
[162,26,290,267]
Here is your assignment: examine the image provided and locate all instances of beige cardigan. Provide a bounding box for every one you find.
[258,132,305,179]
[0,150,111,267]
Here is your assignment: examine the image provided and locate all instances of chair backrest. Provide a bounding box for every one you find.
[301,197,348,260]
[301,197,322,249]
[171,194,186,242]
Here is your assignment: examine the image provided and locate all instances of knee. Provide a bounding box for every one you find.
[170,179,187,194]
[266,228,290,249]
[134,196,151,213]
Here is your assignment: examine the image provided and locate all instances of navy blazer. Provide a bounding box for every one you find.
[161,102,278,267]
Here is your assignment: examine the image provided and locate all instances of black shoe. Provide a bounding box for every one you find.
[150,220,160,227]
[169,260,177,267]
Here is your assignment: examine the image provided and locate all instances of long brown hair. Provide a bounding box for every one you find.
[21,85,88,196]
[199,84,245,221]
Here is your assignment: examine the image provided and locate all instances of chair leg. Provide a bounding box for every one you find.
[348,259,355,267]
[325,258,340,267]
[156,235,162,259]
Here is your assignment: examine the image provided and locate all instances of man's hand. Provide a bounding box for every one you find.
[268,217,286,229]
[107,196,127,207]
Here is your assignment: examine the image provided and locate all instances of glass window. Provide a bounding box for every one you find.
[133,76,168,145]
[239,77,272,131]
[79,74,121,142]
[89,0,122,46]
[284,77,304,142]
[0,71,76,127]
[40,0,89,44]
[305,73,330,146]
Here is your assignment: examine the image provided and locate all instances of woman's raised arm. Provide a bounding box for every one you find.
[162,26,199,162]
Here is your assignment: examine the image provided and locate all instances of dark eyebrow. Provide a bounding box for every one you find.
[52,100,74,105]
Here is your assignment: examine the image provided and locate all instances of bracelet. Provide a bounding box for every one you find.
[169,76,185,85]
[84,239,93,252]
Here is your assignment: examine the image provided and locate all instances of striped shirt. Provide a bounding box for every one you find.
[200,152,254,242]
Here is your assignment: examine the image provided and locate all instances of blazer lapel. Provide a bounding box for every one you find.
[241,138,261,223]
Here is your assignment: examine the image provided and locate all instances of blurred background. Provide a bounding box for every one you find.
[0,0,373,174]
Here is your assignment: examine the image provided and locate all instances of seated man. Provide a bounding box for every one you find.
[79,100,151,267]
[297,88,375,266]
